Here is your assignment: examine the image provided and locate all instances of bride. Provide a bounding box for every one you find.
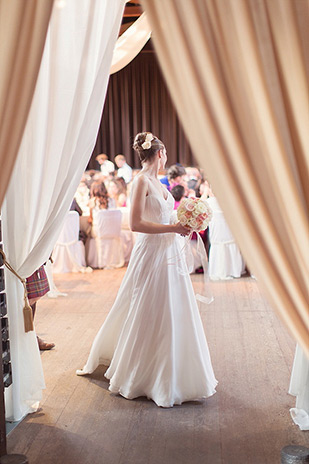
[77,132,217,407]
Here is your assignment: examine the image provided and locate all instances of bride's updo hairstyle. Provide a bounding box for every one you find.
[133,132,165,164]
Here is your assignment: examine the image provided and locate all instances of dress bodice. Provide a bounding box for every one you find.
[130,175,174,225]
[141,177,174,225]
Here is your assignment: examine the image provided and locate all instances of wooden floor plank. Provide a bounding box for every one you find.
[7,270,308,464]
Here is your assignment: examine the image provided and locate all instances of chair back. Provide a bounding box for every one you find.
[56,211,79,245]
[93,209,122,238]
[119,207,130,230]
[52,210,87,273]
[207,197,235,244]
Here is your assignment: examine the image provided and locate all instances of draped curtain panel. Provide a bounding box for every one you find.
[90,45,196,169]
[141,0,309,355]
[2,0,125,421]
[110,12,151,75]
[0,0,53,208]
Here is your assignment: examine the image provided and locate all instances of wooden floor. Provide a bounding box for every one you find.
[7,269,308,464]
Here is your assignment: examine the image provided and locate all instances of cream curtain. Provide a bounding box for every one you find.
[2,0,125,421]
[141,0,309,356]
[0,0,54,208]
[110,12,151,74]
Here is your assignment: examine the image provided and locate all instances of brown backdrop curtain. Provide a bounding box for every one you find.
[89,44,196,170]
[142,0,309,356]
[0,0,54,208]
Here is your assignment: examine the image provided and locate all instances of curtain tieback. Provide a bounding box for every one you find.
[0,249,34,333]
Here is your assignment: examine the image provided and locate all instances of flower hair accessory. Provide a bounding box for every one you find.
[141,133,154,150]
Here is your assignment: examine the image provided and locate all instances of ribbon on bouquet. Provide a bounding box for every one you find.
[193,231,214,304]
[167,230,214,304]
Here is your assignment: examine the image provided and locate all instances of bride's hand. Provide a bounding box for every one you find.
[173,222,191,236]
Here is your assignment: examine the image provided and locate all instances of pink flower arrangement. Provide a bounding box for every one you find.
[177,197,212,232]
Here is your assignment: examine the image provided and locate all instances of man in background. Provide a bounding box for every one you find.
[96,153,115,177]
[115,154,132,184]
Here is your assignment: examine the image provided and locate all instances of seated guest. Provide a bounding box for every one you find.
[199,179,213,200]
[114,154,132,184]
[96,153,115,177]
[88,182,109,230]
[170,184,185,209]
[83,170,100,189]
[185,167,203,196]
[107,177,127,208]
[75,180,90,216]
[167,164,187,191]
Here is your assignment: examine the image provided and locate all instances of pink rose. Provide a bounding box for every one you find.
[185,200,195,212]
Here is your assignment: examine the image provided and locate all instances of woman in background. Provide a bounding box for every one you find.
[107,178,127,208]
[88,181,109,229]
[170,184,185,209]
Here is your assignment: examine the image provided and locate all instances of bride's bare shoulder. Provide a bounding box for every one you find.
[133,174,149,188]
[134,173,148,183]
[131,173,149,195]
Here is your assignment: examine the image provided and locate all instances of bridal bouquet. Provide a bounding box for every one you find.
[177,198,212,232]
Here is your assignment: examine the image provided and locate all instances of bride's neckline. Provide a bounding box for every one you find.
[141,174,169,201]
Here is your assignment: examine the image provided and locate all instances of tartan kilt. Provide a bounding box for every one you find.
[26,265,50,300]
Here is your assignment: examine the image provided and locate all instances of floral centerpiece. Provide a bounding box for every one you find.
[177,198,212,232]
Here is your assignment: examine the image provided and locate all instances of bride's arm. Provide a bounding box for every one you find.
[130,175,189,235]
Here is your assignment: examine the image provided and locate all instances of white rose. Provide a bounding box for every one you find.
[142,141,152,149]
[179,215,188,226]
[192,209,199,218]
[195,201,207,214]
[177,203,186,218]
[185,199,195,211]
[189,218,198,229]
[145,133,153,142]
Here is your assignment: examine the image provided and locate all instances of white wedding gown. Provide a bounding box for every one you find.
[77,179,217,407]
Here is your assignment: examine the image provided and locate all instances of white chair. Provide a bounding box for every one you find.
[87,209,125,269]
[119,207,130,230]
[207,197,245,280]
[52,211,89,273]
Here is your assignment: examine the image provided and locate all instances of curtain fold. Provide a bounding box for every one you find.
[2,0,125,421]
[141,0,309,356]
[110,12,151,75]
[0,0,54,209]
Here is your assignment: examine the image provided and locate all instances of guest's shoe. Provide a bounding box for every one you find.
[37,336,55,351]
[195,266,204,274]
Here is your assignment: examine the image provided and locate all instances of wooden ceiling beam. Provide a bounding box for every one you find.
[123,5,143,17]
